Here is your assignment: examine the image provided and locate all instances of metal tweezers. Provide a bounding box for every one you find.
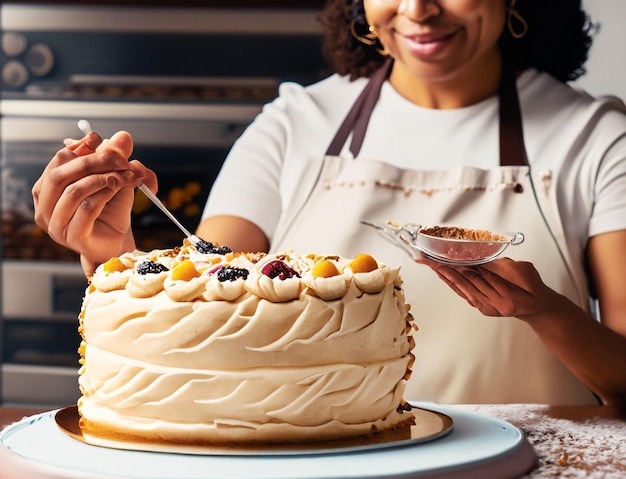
[360,219,424,260]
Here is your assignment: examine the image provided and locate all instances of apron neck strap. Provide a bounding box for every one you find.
[498,61,528,166]
[325,58,393,157]
[325,57,529,167]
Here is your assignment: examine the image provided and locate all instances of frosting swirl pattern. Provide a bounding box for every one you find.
[78,242,416,445]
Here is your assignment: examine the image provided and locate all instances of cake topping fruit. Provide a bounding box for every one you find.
[194,239,233,255]
[217,267,249,282]
[349,253,378,273]
[136,261,169,275]
[103,257,127,273]
[261,260,301,280]
[171,259,201,281]
[312,260,341,278]
[194,239,215,254]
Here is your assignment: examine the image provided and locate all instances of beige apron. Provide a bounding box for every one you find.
[272,60,598,405]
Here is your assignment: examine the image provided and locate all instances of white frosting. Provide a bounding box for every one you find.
[302,272,351,300]
[79,244,416,444]
[79,346,410,443]
[244,270,303,302]
[126,271,168,298]
[349,265,399,294]
[91,268,132,292]
[164,275,208,302]
[202,275,247,301]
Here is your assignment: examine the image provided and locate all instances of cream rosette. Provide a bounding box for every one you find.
[202,274,247,301]
[91,268,132,292]
[349,265,400,294]
[125,270,169,298]
[302,271,351,300]
[245,260,303,302]
[164,275,209,302]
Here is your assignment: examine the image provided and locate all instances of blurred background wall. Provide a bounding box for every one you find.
[576,0,626,100]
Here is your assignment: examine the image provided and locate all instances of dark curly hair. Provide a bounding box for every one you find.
[318,0,597,83]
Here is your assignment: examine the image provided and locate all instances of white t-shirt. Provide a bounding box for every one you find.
[203,69,626,265]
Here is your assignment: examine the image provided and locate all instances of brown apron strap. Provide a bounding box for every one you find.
[499,62,528,166]
[325,58,393,157]
[325,57,529,167]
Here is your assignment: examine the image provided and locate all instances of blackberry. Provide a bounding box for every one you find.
[136,261,169,275]
[212,245,233,255]
[194,240,232,255]
[261,260,300,280]
[217,267,249,282]
[194,239,216,254]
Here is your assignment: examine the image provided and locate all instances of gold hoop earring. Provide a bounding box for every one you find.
[350,20,378,46]
[507,0,528,39]
[350,21,389,55]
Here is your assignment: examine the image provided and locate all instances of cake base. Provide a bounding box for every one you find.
[55,406,452,455]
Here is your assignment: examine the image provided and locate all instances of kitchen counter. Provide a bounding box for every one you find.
[1,404,625,478]
[457,403,626,477]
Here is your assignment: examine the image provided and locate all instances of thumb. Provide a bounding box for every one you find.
[99,130,134,159]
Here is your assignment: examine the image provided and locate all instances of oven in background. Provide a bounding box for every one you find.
[1,3,327,406]
[1,108,261,406]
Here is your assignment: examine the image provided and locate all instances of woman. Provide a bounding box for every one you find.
[33,0,626,407]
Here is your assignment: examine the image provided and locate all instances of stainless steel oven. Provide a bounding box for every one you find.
[1,2,325,406]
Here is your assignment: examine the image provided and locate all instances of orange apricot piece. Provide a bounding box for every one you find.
[349,253,378,273]
[312,259,341,278]
[171,259,201,281]
[103,257,127,273]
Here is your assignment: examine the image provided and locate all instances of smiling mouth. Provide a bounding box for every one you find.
[401,30,458,57]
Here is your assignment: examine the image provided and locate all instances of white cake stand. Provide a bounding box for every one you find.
[0,402,537,479]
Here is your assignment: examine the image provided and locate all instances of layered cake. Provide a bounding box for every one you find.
[77,240,416,446]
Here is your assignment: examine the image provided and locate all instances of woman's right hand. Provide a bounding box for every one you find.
[32,130,158,276]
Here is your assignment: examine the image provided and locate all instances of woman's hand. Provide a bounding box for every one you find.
[417,250,626,407]
[32,131,157,275]
[415,256,559,319]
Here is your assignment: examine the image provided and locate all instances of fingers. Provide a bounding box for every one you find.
[31,130,153,268]
[104,130,134,158]
[67,131,136,183]
[65,132,103,155]
[426,264,513,316]
[417,257,551,318]
[63,180,134,248]
[33,131,139,230]
[437,266,495,301]
[415,257,480,304]
[36,131,130,194]
[129,159,158,192]
[432,268,475,307]
[45,170,135,244]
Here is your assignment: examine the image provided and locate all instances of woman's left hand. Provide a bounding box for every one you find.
[418,235,626,408]
[415,256,558,319]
